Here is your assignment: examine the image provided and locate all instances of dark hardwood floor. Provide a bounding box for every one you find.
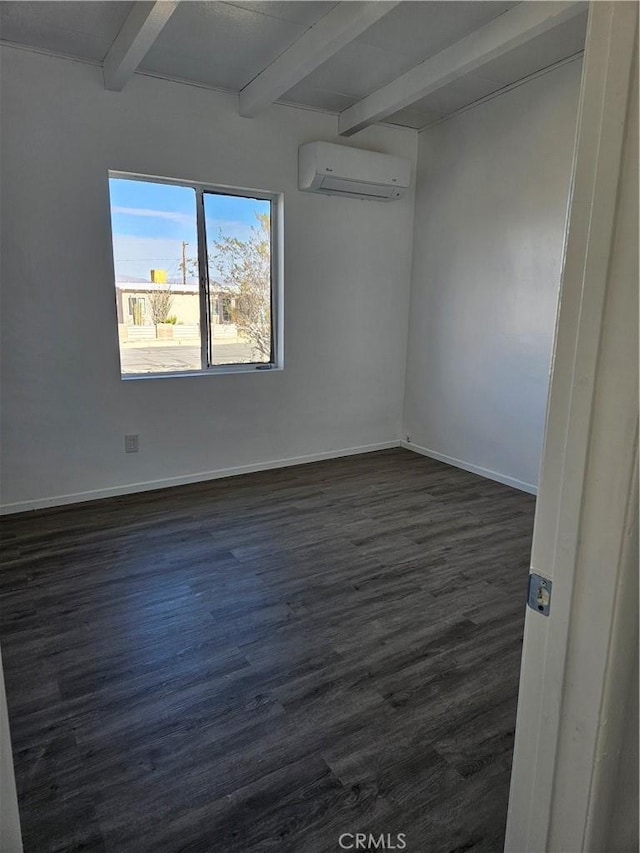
[0,449,535,853]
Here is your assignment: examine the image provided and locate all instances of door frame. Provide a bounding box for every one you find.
[505,3,638,850]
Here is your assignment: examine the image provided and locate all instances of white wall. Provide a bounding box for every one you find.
[403,59,583,492]
[0,45,417,511]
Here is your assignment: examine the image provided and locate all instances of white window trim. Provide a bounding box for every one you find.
[108,170,284,379]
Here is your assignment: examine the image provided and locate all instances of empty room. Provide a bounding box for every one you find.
[0,2,637,852]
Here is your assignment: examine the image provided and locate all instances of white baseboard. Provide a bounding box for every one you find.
[400,440,538,495]
[0,439,537,514]
[0,441,400,515]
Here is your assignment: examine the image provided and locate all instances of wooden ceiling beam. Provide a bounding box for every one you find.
[238,1,399,119]
[338,1,586,136]
[103,1,178,92]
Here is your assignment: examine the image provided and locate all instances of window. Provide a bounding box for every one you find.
[128,296,146,325]
[108,173,281,377]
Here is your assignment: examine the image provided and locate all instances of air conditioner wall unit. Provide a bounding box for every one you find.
[298,141,411,201]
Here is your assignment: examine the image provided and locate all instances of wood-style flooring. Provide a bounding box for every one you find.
[0,449,535,853]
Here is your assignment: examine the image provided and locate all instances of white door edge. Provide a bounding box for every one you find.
[505,3,639,851]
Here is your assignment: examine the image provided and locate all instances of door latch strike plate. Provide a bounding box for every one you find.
[527,573,552,616]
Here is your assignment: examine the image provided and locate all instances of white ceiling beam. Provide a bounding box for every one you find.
[238,1,400,119]
[338,1,586,136]
[103,1,179,91]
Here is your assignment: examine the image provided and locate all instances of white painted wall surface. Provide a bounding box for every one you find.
[0,46,417,512]
[403,59,583,492]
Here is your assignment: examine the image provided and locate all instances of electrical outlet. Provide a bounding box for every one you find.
[124,434,139,454]
[406,434,412,443]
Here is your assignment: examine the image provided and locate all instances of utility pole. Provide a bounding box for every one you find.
[181,241,189,285]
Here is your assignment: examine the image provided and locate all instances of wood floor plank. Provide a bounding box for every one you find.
[0,448,535,852]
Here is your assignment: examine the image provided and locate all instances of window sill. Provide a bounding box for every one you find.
[121,364,283,381]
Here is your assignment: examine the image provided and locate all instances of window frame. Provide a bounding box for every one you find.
[109,170,283,380]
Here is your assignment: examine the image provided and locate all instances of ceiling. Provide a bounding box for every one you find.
[0,1,588,130]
